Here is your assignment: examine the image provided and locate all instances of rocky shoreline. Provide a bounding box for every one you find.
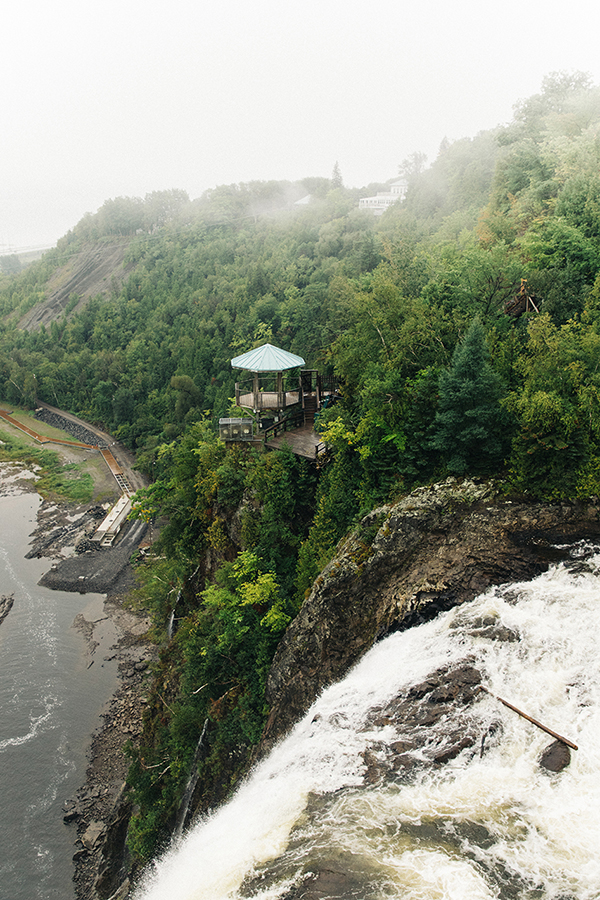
[66,597,156,900]
[0,407,154,898]
[22,495,156,900]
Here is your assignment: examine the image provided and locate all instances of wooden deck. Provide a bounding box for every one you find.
[265,424,325,460]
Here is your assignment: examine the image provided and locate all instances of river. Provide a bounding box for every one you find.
[136,542,600,900]
[0,484,119,900]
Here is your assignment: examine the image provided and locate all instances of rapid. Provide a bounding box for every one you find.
[136,542,600,900]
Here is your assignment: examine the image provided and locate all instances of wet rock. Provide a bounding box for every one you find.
[93,791,134,900]
[0,594,14,626]
[63,808,82,824]
[406,677,440,700]
[464,616,520,643]
[432,732,477,764]
[359,661,485,786]
[390,752,419,774]
[539,739,571,772]
[389,739,415,754]
[102,878,130,900]
[247,866,365,900]
[81,821,106,850]
[261,483,600,751]
[361,749,388,784]
[480,720,503,756]
[288,868,364,899]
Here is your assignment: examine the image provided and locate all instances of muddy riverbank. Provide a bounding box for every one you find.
[0,407,157,898]
[26,500,159,898]
[32,503,158,899]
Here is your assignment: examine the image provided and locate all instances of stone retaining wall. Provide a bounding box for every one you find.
[34,408,105,447]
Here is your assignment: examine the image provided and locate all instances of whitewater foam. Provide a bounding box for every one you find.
[136,547,600,900]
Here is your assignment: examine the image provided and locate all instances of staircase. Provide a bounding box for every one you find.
[303,394,318,427]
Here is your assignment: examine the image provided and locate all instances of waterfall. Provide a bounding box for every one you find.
[135,543,600,900]
[167,589,182,642]
[172,718,209,841]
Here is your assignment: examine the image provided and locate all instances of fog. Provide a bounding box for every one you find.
[2,0,599,249]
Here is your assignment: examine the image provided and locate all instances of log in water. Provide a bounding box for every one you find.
[136,542,600,900]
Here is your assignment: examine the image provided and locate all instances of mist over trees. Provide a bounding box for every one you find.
[3,71,600,547]
[2,73,600,856]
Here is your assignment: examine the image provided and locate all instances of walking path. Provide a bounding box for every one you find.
[0,408,96,450]
[0,405,133,496]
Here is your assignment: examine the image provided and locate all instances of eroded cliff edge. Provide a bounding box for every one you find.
[98,479,600,898]
[260,479,600,751]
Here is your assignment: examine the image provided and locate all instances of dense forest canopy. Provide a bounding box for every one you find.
[3,72,600,857]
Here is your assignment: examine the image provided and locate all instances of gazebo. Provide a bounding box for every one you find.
[231,343,305,414]
[222,342,338,458]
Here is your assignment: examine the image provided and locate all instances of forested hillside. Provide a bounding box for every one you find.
[3,72,600,862]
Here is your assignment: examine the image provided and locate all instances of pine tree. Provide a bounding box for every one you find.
[331,161,343,189]
[432,319,506,475]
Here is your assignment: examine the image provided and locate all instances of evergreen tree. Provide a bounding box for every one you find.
[432,319,506,475]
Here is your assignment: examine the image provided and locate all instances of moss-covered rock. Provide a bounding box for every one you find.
[260,479,600,750]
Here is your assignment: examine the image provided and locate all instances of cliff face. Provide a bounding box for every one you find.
[261,479,600,749]
[17,240,133,332]
[94,478,600,897]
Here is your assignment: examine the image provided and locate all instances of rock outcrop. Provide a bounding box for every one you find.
[261,479,600,749]
[0,594,14,626]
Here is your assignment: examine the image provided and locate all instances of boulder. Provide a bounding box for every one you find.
[81,821,106,850]
[261,481,600,751]
[539,739,571,772]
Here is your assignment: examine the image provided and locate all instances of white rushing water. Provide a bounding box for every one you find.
[136,544,600,900]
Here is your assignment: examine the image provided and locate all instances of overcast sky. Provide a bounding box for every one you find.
[2,0,599,250]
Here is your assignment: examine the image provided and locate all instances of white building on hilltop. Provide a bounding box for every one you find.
[358,179,408,215]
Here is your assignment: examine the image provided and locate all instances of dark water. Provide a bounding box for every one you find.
[0,491,119,900]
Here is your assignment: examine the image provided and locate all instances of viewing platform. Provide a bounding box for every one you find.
[264,423,328,461]
[235,387,300,412]
[227,343,338,462]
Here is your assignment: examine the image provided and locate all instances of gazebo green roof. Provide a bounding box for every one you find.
[230,343,305,372]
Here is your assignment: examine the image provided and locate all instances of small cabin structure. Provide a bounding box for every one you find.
[218,418,255,441]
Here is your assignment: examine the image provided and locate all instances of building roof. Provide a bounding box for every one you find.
[231,342,305,372]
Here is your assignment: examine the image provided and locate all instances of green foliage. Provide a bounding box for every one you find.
[432,319,508,475]
[296,416,362,598]
[6,76,600,860]
[520,218,599,288]
[126,551,289,860]
[505,314,600,498]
